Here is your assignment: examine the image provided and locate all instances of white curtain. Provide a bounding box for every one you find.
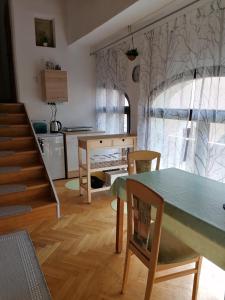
[96,42,128,134]
[138,0,225,182]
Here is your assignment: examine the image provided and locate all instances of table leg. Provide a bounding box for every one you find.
[116,197,124,254]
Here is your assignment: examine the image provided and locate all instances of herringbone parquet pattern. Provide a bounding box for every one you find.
[26,180,225,300]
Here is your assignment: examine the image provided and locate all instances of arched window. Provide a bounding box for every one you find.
[96,88,131,134]
[149,73,225,181]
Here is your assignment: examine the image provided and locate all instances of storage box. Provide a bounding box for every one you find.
[105,169,128,186]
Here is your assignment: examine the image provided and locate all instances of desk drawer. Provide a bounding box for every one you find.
[89,139,113,148]
[113,137,134,147]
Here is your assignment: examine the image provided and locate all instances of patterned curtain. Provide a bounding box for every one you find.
[138,0,225,182]
[96,42,128,134]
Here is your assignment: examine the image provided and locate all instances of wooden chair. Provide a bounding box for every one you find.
[121,179,202,300]
[128,150,161,175]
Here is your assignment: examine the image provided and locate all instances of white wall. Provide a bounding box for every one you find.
[10,0,96,129]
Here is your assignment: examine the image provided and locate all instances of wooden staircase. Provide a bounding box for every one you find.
[0,103,58,233]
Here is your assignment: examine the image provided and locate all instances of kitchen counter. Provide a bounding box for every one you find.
[63,130,105,136]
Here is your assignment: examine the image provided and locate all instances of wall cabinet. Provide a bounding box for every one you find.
[41,70,68,102]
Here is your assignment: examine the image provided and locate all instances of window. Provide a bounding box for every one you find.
[96,88,131,134]
[150,74,225,181]
[124,94,130,133]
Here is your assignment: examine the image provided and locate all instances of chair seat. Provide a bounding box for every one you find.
[158,227,198,265]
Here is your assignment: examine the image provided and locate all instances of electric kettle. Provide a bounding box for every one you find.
[50,120,62,133]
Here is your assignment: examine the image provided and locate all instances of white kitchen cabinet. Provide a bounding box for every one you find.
[37,133,65,180]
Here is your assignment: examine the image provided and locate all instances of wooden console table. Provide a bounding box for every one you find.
[78,134,137,203]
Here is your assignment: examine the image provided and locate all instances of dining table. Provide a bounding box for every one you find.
[110,168,225,271]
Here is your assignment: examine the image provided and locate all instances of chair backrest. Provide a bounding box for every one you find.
[128,151,161,175]
[126,179,164,267]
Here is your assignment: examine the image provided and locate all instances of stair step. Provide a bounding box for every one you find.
[0,125,31,137]
[0,205,32,218]
[0,136,35,151]
[0,103,25,114]
[0,150,40,166]
[0,164,45,185]
[0,200,57,233]
[0,184,26,195]
[0,113,27,125]
[0,198,55,211]
[0,179,48,196]
[0,179,50,204]
[0,166,22,174]
[0,151,15,157]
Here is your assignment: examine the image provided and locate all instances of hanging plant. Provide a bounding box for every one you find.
[126,48,139,61]
[126,27,138,61]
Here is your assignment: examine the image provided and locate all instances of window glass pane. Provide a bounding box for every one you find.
[153,77,225,110]
[208,123,225,182]
[125,96,129,107]
[124,114,127,133]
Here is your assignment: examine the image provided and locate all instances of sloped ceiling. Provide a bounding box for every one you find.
[66,0,138,44]
[66,0,194,49]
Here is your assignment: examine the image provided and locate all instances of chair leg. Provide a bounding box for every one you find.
[192,256,202,300]
[144,268,156,300]
[121,248,132,294]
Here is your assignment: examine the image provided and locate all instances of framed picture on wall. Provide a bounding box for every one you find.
[35,18,55,48]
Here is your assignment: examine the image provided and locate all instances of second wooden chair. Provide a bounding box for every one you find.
[128,150,161,175]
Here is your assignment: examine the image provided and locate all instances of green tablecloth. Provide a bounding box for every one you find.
[111,168,225,270]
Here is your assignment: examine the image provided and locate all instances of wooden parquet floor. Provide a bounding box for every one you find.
[26,179,225,300]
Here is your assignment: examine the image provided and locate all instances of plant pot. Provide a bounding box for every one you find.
[43,42,48,47]
[127,55,137,61]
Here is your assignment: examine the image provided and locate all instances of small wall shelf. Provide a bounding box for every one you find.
[35,18,55,48]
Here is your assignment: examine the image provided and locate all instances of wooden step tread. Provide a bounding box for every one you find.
[0,205,32,218]
[0,136,33,141]
[0,179,49,196]
[2,161,43,168]
[0,104,25,114]
[0,124,29,128]
[0,113,25,116]
[0,103,23,106]
[0,184,26,195]
[15,179,49,190]
[0,166,21,174]
[0,199,56,210]
[0,164,43,173]
[0,150,38,157]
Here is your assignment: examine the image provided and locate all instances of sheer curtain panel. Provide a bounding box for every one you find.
[138,0,225,182]
[96,43,128,134]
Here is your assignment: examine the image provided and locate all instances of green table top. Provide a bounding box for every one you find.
[111,168,225,269]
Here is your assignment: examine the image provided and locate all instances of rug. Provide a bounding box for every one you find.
[111,199,127,214]
[0,205,32,218]
[65,179,79,191]
[0,231,51,299]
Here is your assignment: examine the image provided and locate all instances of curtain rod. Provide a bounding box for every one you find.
[90,0,201,56]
